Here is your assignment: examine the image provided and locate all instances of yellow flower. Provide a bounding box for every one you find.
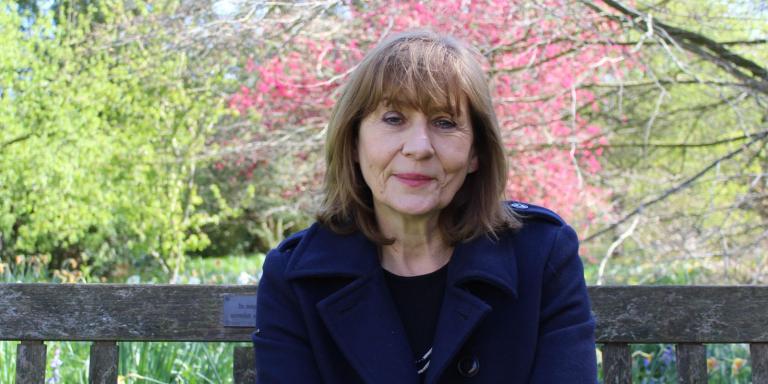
[707,357,718,372]
[732,357,746,376]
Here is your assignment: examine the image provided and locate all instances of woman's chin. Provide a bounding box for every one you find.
[385,199,443,218]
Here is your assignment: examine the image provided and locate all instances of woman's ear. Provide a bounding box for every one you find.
[468,154,478,173]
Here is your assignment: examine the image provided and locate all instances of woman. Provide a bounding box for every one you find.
[253,30,597,383]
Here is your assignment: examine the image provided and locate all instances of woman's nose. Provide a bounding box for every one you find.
[401,120,435,159]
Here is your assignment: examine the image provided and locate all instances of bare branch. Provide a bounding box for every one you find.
[584,131,768,243]
[584,79,749,88]
[583,39,768,46]
[583,0,768,94]
[515,129,768,152]
[597,215,640,285]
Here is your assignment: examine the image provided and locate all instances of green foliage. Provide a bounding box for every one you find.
[193,156,315,258]
[0,0,230,279]
[587,1,768,284]
[0,339,14,383]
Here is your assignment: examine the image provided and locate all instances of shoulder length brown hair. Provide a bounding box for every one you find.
[317,30,520,245]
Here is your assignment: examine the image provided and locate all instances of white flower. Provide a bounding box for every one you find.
[237,271,253,285]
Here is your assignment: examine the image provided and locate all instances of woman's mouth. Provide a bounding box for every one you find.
[393,173,434,187]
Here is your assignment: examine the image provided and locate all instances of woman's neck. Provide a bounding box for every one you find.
[376,207,452,277]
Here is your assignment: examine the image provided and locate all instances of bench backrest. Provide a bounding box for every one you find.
[2,284,767,383]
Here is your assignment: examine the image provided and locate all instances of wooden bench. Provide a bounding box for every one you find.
[2,284,767,383]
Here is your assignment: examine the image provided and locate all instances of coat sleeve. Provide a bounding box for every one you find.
[253,248,324,384]
[528,224,598,384]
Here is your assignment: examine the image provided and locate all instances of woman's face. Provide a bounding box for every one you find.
[356,98,478,220]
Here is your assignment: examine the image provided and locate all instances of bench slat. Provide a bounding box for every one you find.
[234,346,256,384]
[676,343,706,384]
[5,284,768,343]
[0,284,256,341]
[589,286,768,343]
[752,343,768,384]
[16,340,46,384]
[89,341,118,384]
[602,343,631,384]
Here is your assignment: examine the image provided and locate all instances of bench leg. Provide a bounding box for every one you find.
[234,346,256,384]
[752,343,768,384]
[89,341,118,384]
[16,340,46,384]
[602,343,631,384]
[676,343,706,384]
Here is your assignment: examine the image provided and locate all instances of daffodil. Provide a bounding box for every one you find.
[706,357,718,372]
[732,357,746,376]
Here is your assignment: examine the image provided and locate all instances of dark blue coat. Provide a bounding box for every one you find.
[252,203,597,383]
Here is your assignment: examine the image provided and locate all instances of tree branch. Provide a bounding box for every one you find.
[583,79,748,89]
[583,0,768,95]
[584,39,768,46]
[516,130,768,152]
[583,131,768,243]
[1,133,33,150]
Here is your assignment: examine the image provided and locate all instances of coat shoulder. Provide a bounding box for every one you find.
[506,201,566,227]
[276,227,310,253]
[262,225,314,275]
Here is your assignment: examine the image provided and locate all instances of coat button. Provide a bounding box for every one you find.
[510,202,528,209]
[457,356,480,377]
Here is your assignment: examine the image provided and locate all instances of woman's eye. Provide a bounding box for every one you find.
[382,114,403,125]
[433,118,457,129]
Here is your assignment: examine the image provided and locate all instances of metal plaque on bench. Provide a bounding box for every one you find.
[222,294,258,327]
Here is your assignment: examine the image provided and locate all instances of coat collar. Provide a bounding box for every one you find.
[284,223,519,384]
[284,223,380,279]
[284,223,519,298]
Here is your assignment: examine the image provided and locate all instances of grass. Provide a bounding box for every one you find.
[2,340,244,384]
[1,340,15,383]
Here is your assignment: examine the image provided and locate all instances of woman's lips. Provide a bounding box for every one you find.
[394,173,434,187]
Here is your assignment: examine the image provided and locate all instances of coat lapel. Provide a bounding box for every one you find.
[317,271,419,384]
[285,224,419,384]
[425,234,519,384]
[424,283,491,384]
